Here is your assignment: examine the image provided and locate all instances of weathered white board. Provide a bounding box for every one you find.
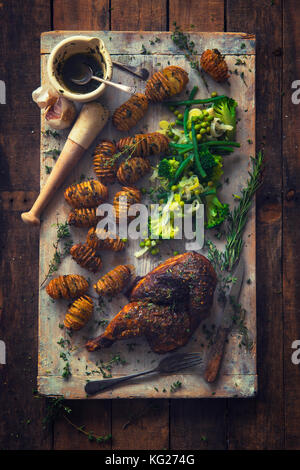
[38,32,256,398]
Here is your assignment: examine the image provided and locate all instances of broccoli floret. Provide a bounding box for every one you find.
[210,155,224,183]
[199,147,217,177]
[158,158,179,180]
[198,147,224,183]
[205,191,229,229]
[213,97,237,140]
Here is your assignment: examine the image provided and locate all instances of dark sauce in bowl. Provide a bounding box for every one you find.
[60,53,104,94]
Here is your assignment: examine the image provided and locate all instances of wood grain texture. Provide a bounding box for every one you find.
[0,212,51,449]
[111,0,167,30]
[169,2,227,451]
[53,400,112,450]
[110,1,168,451]
[39,32,256,400]
[170,400,227,450]
[227,0,284,450]
[51,0,113,451]
[283,0,300,450]
[111,399,169,450]
[53,0,110,30]
[0,0,51,451]
[169,0,224,31]
[0,0,49,191]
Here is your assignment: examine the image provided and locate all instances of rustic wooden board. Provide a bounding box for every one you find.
[38,31,256,399]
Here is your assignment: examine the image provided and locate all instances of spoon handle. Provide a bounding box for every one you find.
[92,76,136,94]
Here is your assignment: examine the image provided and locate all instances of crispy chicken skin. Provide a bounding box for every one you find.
[86,252,217,354]
[85,301,191,354]
[131,252,216,329]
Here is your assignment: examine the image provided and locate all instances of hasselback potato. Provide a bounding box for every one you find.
[64,179,108,209]
[64,295,94,331]
[113,186,141,222]
[200,49,229,83]
[117,157,151,185]
[68,208,100,228]
[93,140,118,184]
[145,66,188,102]
[86,227,125,252]
[112,93,149,131]
[70,243,102,273]
[46,274,89,300]
[117,132,169,158]
[94,265,133,297]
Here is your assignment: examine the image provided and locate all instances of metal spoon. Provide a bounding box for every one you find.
[71,64,136,95]
[112,60,149,81]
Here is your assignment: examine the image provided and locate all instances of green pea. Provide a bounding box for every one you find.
[173,251,179,256]
[145,240,151,247]
[121,238,128,243]
[200,128,206,135]
[171,185,178,191]
[187,122,192,130]
[194,124,201,130]
[189,131,193,140]
[196,133,202,141]
[173,135,179,142]
[169,105,175,111]
[174,110,179,116]
[207,115,214,122]
[211,92,218,98]
[200,122,207,128]
[177,113,183,120]
[168,131,174,138]
[140,241,145,248]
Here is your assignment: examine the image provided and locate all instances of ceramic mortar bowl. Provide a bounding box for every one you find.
[47,35,113,103]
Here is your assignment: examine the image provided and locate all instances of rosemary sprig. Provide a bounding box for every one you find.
[223,151,264,271]
[206,152,264,350]
[40,221,73,287]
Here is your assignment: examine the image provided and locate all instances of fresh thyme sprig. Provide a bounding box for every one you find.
[40,221,73,287]
[43,397,112,444]
[171,23,209,91]
[104,137,146,168]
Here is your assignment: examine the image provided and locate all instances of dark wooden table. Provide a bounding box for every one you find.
[0,0,299,450]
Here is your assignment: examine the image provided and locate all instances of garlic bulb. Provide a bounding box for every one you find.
[32,85,58,109]
[32,84,77,130]
[45,96,77,130]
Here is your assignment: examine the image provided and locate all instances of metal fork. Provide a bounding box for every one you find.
[85,352,203,395]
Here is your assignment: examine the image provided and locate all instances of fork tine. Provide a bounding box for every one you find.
[167,358,203,372]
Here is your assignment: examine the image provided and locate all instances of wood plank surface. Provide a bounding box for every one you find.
[169,1,228,450]
[2,0,300,451]
[111,0,167,30]
[0,0,52,451]
[226,0,285,449]
[110,3,169,451]
[283,0,300,450]
[53,0,110,30]
[169,0,224,31]
[39,31,256,400]
[51,0,113,450]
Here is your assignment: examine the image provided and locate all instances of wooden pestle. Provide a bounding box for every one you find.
[21,102,109,226]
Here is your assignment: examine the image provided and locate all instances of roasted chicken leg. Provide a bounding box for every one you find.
[86,252,217,354]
